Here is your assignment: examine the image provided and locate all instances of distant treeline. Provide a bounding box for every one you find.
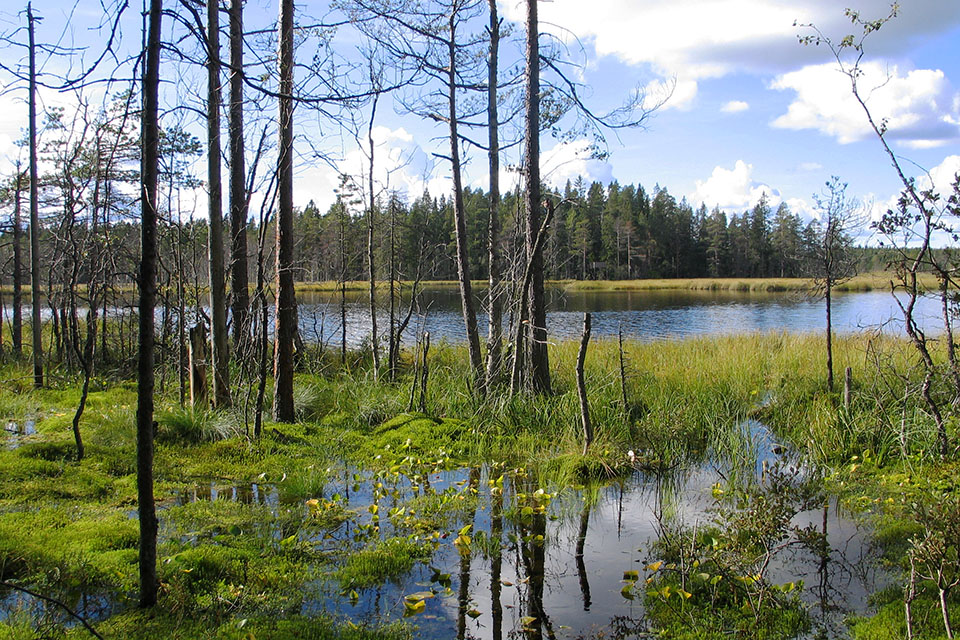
[0,175,919,291]
[294,177,904,284]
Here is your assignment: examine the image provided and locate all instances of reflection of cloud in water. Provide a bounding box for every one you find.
[289,288,945,349]
[287,448,887,639]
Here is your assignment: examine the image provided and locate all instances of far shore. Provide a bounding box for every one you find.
[0,271,936,298]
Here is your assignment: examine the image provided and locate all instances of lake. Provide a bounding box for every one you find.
[295,287,941,348]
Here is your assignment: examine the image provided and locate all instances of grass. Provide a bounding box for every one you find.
[557,271,942,293]
[0,331,954,638]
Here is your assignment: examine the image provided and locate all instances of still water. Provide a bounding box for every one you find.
[166,421,886,639]
[297,287,940,347]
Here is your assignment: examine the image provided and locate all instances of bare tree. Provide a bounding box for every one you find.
[137,0,163,607]
[806,176,863,391]
[207,0,231,408]
[484,0,503,388]
[228,0,250,353]
[522,0,549,394]
[27,2,43,388]
[273,0,297,422]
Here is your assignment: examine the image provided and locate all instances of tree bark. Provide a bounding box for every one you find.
[577,312,592,454]
[485,0,502,388]
[228,0,250,351]
[12,167,23,357]
[27,3,43,388]
[447,7,484,395]
[825,273,833,391]
[137,0,163,608]
[524,0,549,394]
[366,96,380,377]
[207,0,231,408]
[273,0,296,422]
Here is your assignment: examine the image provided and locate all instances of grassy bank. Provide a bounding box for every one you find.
[0,333,954,638]
[290,270,938,295]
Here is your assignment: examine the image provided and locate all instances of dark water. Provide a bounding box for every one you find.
[0,421,888,638]
[164,423,888,640]
[1,287,939,349]
[295,288,942,348]
[2,420,36,450]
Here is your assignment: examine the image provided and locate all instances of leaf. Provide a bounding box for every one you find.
[645,561,663,572]
[466,608,481,619]
[404,591,435,603]
[622,570,639,582]
[620,584,635,600]
[228,524,242,536]
[403,599,426,616]
[458,524,473,536]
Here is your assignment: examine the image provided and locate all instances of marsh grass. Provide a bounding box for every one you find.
[334,537,433,589]
[0,331,953,639]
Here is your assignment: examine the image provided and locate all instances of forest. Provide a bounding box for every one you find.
[0,1,959,639]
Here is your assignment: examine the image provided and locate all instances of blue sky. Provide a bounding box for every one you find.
[0,0,958,234]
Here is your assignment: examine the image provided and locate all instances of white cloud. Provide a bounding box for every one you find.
[771,61,960,145]
[539,139,614,189]
[643,77,698,111]
[798,162,823,171]
[293,126,453,213]
[721,100,750,114]
[866,155,960,245]
[501,0,960,115]
[690,160,781,212]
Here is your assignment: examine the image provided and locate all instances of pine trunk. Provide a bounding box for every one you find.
[273,0,296,422]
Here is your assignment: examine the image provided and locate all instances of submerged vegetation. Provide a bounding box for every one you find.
[1,331,959,638]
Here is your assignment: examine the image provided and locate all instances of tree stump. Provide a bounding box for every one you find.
[189,323,209,409]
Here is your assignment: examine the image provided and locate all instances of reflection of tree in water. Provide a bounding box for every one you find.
[491,486,504,640]
[458,468,481,640]
[575,498,591,611]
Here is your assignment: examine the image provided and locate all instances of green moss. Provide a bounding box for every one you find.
[335,536,433,588]
[87,610,411,640]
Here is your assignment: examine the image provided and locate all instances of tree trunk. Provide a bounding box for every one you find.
[207,0,231,408]
[366,97,380,377]
[137,0,163,608]
[577,313,592,454]
[524,0,549,394]
[825,274,833,391]
[485,0,502,389]
[273,0,296,422]
[27,4,43,388]
[12,168,23,357]
[446,9,484,395]
[228,0,250,351]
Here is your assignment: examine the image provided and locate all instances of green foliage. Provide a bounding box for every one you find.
[157,408,238,444]
[334,537,433,589]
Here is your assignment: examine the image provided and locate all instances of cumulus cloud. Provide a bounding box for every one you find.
[771,62,960,146]
[539,139,615,189]
[866,155,960,245]
[690,160,781,212]
[293,126,453,213]
[501,0,960,112]
[721,100,750,114]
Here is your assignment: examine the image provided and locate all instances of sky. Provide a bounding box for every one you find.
[0,0,958,237]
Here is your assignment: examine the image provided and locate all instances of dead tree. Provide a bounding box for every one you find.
[228,0,250,352]
[273,0,297,422]
[207,0,231,408]
[137,0,163,607]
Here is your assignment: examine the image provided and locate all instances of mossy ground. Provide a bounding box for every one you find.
[0,333,952,638]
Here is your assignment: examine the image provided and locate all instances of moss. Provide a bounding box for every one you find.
[88,610,411,640]
[334,537,433,588]
[0,506,138,589]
